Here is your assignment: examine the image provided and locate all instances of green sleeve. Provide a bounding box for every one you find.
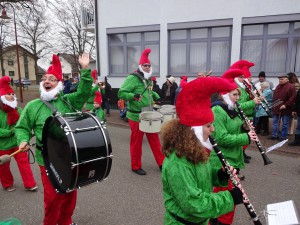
[211,166,229,187]
[152,91,160,101]
[118,75,138,101]
[165,162,234,219]
[212,106,249,147]
[65,69,93,110]
[0,127,12,137]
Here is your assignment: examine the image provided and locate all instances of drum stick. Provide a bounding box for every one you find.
[0,149,24,165]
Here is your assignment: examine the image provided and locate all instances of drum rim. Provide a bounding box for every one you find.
[59,115,79,191]
[85,112,111,180]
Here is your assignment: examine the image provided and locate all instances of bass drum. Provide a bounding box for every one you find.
[42,112,112,193]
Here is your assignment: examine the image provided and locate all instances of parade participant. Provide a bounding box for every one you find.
[161,76,244,225]
[15,53,92,225]
[268,74,296,141]
[230,60,260,163]
[210,69,258,225]
[118,48,164,175]
[86,70,101,111]
[92,91,106,121]
[0,76,37,192]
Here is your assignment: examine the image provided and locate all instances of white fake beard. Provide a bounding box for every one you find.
[40,81,63,101]
[234,78,245,89]
[139,65,153,79]
[222,93,235,110]
[1,95,18,109]
[191,126,213,151]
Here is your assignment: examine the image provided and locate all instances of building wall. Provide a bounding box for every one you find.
[1,48,36,82]
[97,0,300,88]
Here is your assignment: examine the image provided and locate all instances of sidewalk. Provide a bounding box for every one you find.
[106,110,300,156]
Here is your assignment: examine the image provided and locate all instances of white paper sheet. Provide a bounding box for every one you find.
[266,200,300,225]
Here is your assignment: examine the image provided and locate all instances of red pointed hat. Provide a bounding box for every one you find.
[92,70,98,80]
[47,54,62,81]
[219,69,244,94]
[139,48,151,65]
[176,77,236,126]
[151,77,156,81]
[94,91,102,105]
[229,60,255,79]
[0,76,14,96]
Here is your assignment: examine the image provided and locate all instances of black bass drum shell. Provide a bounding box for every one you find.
[42,112,112,193]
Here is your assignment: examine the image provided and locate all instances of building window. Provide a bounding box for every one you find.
[108,31,160,76]
[9,71,14,76]
[241,21,300,76]
[168,26,232,76]
[8,60,14,66]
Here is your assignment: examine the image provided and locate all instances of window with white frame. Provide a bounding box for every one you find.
[241,21,300,76]
[168,26,232,76]
[108,31,160,76]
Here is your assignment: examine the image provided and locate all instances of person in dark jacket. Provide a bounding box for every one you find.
[63,75,72,94]
[289,88,300,146]
[101,76,112,117]
[151,77,161,98]
[161,76,178,105]
[268,74,296,141]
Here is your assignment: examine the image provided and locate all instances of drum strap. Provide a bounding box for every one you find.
[42,100,58,115]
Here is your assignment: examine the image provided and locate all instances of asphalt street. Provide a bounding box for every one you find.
[0,125,300,225]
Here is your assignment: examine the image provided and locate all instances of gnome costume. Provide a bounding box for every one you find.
[86,69,100,111]
[0,76,37,191]
[92,91,106,121]
[210,69,251,225]
[15,54,93,225]
[162,77,238,225]
[118,48,163,175]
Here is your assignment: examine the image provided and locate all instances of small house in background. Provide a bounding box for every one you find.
[57,53,80,78]
[37,66,46,83]
[0,45,36,82]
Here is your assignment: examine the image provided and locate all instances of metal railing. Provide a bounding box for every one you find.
[81,8,94,28]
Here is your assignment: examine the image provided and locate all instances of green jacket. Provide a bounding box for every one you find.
[162,151,234,225]
[118,71,160,122]
[92,107,106,121]
[237,86,255,119]
[0,107,22,150]
[86,85,100,111]
[210,102,250,170]
[15,69,93,166]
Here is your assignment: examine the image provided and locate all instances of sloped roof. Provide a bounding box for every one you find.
[37,66,46,74]
[58,53,80,73]
[3,45,36,58]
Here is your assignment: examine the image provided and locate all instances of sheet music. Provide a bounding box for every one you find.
[266,200,300,225]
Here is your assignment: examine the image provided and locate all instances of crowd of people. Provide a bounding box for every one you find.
[0,47,299,225]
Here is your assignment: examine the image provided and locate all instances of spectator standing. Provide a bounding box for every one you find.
[287,72,300,135]
[10,77,13,86]
[102,76,112,117]
[268,74,296,141]
[161,76,178,105]
[151,77,161,98]
[253,71,274,91]
[70,77,79,93]
[289,88,300,146]
[0,76,37,192]
[255,82,273,136]
[63,75,71,94]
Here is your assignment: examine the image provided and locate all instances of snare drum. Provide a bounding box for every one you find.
[139,111,163,133]
[158,105,177,123]
[42,112,112,193]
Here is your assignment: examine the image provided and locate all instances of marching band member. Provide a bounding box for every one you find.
[118,48,164,175]
[0,76,37,192]
[209,69,258,225]
[86,69,102,111]
[230,60,260,164]
[14,53,93,225]
[92,91,106,121]
[161,77,244,225]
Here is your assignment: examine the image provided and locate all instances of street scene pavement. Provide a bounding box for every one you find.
[0,120,300,225]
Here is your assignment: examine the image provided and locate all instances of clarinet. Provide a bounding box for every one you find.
[235,102,272,165]
[209,136,262,225]
[242,80,272,117]
[249,81,273,115]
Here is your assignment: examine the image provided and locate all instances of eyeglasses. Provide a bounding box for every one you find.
[41,77,58,82]
[142,64,151,68]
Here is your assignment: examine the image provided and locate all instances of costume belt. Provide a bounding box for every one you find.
[170,212,200,225]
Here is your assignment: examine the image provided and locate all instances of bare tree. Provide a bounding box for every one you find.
[0,20,10,76]
[49,0,95,67]
[16,1,53,83]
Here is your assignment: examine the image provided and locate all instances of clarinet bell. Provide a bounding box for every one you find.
[262,154,272,165]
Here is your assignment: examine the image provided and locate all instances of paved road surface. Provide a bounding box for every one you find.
[0,125,299,225]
